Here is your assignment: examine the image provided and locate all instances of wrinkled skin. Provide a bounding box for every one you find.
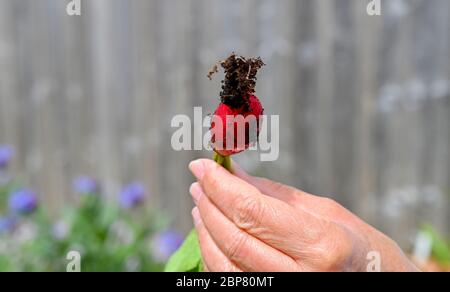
[188,159,419,272]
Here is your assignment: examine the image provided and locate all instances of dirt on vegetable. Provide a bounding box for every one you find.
[208,53,265,112]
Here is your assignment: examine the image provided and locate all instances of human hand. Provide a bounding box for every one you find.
[188,159,419,272]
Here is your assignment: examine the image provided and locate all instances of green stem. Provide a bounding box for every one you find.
[213,152,232,172]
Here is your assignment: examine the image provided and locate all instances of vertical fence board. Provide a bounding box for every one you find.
[0,0,448,244]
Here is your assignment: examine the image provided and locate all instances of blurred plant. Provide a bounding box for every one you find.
[0,216,17,234]
[0,148,184,272]
[151,230,184,263]
[8,189,38,215]
[421,225,450,266]
[118,182,145,209]
[0,145,14,170]
[73,176,100,195]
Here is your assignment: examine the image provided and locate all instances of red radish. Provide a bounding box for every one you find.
[166,54,265,272]
[208,53,265,156]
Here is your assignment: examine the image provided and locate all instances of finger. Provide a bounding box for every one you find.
[231,160,315,207]
[232,160,365,241]
[190,182,299,271]
[189,159,331,258]
[192,207,241,272]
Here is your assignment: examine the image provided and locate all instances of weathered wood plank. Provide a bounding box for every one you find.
[0,0,448,243]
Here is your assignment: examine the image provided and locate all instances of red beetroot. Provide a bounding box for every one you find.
[208,54,265,156]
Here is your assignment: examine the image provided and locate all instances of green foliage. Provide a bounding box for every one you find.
[165,230,203,272]
[0,182,178,272]
[421,225,450,265]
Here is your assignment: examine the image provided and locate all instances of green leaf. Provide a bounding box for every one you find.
[422,225,450,265]
[164,153,231,272]
[164,229,203,272]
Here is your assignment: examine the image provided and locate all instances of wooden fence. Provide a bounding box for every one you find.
[0,0,449,248]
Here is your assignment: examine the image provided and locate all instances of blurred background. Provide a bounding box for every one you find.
[0,0,449,271]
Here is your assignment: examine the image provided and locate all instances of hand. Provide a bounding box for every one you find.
[188,159,419,272]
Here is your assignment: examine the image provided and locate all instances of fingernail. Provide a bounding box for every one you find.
[189,182,203,205]
[189,160,206,181]
[192,207,201,226]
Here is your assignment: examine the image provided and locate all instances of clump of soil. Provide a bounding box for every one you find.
[208,53,265,111]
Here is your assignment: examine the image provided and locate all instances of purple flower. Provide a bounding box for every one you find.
[0,216,17,234]
[8,189,38,214]
[73,176,100,195]
[118,182,145,209]
[0,145,14,169]
[151,230,184,262]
